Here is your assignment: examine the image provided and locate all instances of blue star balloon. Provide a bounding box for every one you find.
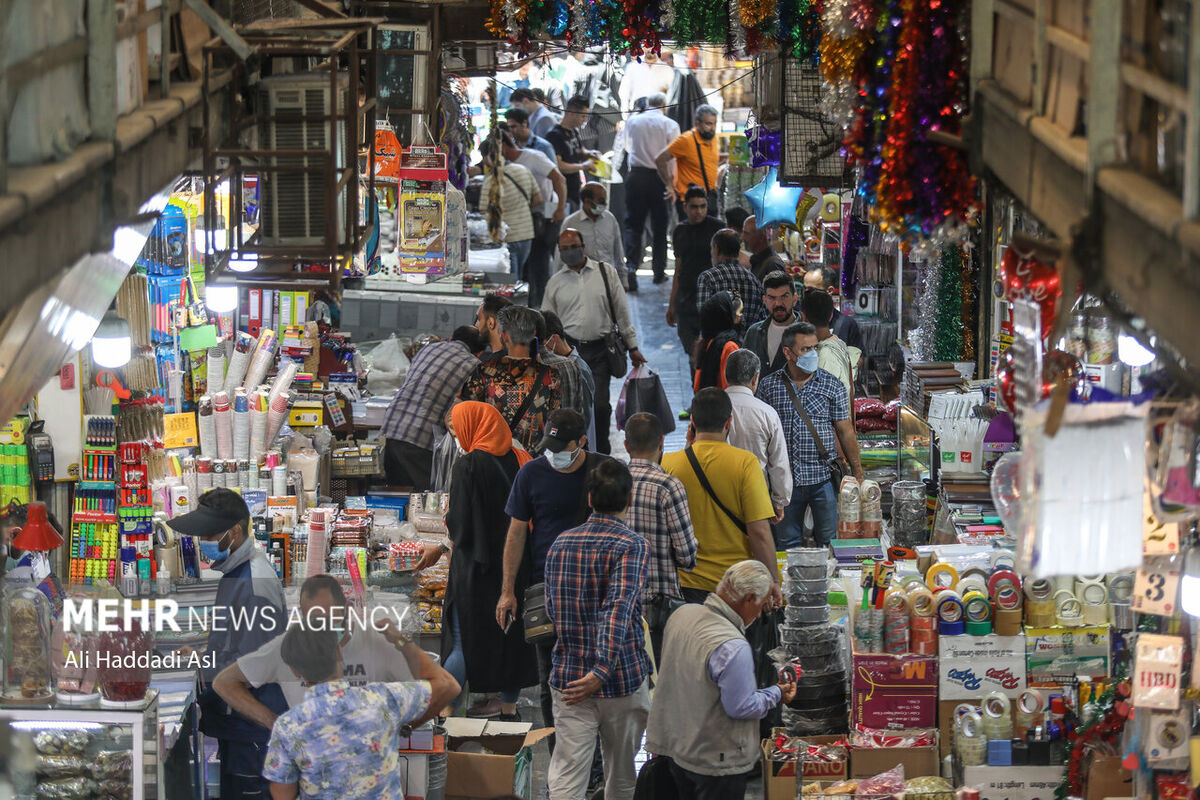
[744,167,805,228]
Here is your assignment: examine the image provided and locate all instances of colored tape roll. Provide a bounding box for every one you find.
[987,568,1021,599]
[965,619,993,635]
[909,587,936,616]
[926,562,959,589]
[937,590,964,635]
[940,618,966,635]
[993,606,1023,635]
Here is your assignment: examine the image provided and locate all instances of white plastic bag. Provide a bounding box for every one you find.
[365,336,410,394]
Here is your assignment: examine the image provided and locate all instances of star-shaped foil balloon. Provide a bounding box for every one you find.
[744,166,805,228]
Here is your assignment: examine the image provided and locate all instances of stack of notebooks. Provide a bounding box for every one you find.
[901,361,967,417]
[940,474,1005,544]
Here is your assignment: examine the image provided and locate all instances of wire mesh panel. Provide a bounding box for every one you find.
[232,0,299,25]
[780,59,849,189]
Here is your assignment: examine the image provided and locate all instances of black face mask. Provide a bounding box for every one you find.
[698,129,716,141]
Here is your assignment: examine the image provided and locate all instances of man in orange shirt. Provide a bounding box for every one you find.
[655,104,720,220]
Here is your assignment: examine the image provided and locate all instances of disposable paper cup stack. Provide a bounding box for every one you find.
[196,457,213,492]
[213,392,233,460]
[207,346,226,396]
[224,332,255,394]
[248,389,269,463]
[233,389,251,461]
[268,360,299,405]
[242,329,277,392]
[265,392,290,447]
[306,509,329,578]
[197,396,216,460]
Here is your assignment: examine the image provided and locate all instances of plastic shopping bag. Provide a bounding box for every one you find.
[615,366,676,433]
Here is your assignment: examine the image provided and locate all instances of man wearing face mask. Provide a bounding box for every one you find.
[542,228,646,455]
[166,488,286,799]
[496,409,610,757]
[755,322,864,549]
[560,182,625,288]
[656,104,721,219]
[624,412,697,665]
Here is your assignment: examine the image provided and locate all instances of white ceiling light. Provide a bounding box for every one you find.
[91,311,131,368]
[205,285,239,314]
[1117,333,1155,367]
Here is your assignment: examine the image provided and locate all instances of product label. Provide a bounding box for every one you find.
[1132,633,1184,711]
[1132,555,1182,617]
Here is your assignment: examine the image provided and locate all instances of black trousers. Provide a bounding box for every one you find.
[669,760,748,800]
[383,439,433,490]
[575,340,616,454]
[527,219,561,308]
[624,167,670,277]
[677,312,700,374]
[218,739,269,799]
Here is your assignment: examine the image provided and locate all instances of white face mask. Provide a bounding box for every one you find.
[546,447,578,470]
[592,203,607,215]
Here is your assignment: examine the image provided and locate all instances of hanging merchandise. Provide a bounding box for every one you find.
[396,147,449,275]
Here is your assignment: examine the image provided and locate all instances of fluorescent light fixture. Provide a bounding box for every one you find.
[90,311,131,368]
[1117,333,1155,367]
[205,285,239,313]
[229,255,258,273]
[193,228,228,254]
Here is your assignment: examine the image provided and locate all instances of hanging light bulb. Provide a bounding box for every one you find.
[90,311,131,368]
[205,285,239,313]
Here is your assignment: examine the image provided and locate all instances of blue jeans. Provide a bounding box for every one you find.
[777,480,837,548]
[507,238,533,280]
[444,608,520,709]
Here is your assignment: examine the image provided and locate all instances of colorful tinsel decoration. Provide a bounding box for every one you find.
[777,0,823,61]
[671,0,728,44]
[1056,666,1131,800]
[933,244,965,361]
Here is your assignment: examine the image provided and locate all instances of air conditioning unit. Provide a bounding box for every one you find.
[258,72,349,247]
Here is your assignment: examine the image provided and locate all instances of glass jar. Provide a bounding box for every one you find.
[51,594,100,704]
[1,575,54,703]
[97,619,152,707]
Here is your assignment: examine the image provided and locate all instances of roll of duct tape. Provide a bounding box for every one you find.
[937,590,965,634]
[993,606,1023,636]
[987,569,1022,599]
[957,573,989,598]
[926,562,960,589]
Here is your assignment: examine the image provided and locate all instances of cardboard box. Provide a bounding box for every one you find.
[851,650,938,729]
[1025,626,1111,682]
[960,765,1065,800]
[761,731,849,800]
[443,719,553,800]
[939,634,1027,700]
[937,700,1019,759]
[1084,754,1134,800]
[850,737,940,779]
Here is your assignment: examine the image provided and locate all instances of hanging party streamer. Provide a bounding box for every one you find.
[671,0,727,45]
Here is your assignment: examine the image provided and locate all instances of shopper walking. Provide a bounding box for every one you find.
[475,293,513,359]
[539,310,596,442]
[804,266,864,351]
[460,305,563,453]
[645,560,797,800]
[656,104,720,217]
[167,488,286,799]
[801,287,861,399]
[501,134,567,307]
[506,106,559,162]
[561,182,625,286]
[547,96,600,212]
[742,215,787,280]
[622,93,679,287]
[533,310,590,432]
[263,626,460,800]
[743,270,799,376]
[542,227,646,454]
[511,87,559,139]
[660,389,780,605]
[668,186,724,367]
[380,326,485,489]
[724,349,791,525]
[624,412,697,665]
[696,229,767,333]
[693,291,743,391]
[544,459,651,800]
[496,410,609,750]
[756,322,864,548]
[480,141,542,279]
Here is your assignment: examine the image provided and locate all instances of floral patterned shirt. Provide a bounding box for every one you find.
[263,679,432,798]
[460,355,563,453]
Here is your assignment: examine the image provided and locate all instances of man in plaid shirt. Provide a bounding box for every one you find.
[544,460,650,800]
[695,228,767,333]
[756,321,864,548]
[624,412,697,665]
[381,326,485,489]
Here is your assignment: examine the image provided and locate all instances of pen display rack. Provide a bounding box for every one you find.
[70,416,119,585]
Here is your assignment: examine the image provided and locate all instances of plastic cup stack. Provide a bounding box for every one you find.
[233,389,251,461]
[197,396,216,460]
[891,480,928,546]
[779,547,847,736]
[837,477,861,539]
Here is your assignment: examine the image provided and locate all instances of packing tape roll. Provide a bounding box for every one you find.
[1025,597,1055,627]
[964,591,992,622]
[955,703,978,720]
[900,574,928,592]
[1056,593,1084,627]
[957,573,989,598]
[988,569,1022,599]
[994,585,1022,610]
[1025,578,1054,601]
[909,587,936,616]
[993,606,1023,635]
[983,691,1012,719]
[1107,573,1135,604]
[990,551,1016,571]
[937,590,964,634]
[911,614,939,632]
[884,586,911,614]
[961,566,989,583]
[965,619,993,635]
[926,562,959,589]
[1079,580,1109,625]
[959,709,984,739]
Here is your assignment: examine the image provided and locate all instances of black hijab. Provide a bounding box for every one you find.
[696,291,741,389]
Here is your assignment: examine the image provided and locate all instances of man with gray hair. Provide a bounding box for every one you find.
[724,349,792,526]
[461,304,565,452]
[646,560,797,800]
[622,92,680,286]
[657,103,721,219]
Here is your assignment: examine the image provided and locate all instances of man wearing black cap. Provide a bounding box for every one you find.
[495,409,609,757]
[168,488,286,799]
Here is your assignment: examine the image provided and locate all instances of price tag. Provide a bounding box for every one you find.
[1132,633,1184,710]
[1143,492,1180,555]
[163,412,199,450]
[1132,556,1182,617]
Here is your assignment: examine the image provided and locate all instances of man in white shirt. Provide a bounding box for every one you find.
[724,348,791,525]
[618,53,676,114]
[543,227,647,454]
[622,93,681,289]
[560,182,626,287]
[212,575,422,728]
[502,134,566,307]
[744,270,800,376]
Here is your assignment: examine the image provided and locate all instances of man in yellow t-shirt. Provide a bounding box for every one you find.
[661,387,782,605]
[655,104,721,219]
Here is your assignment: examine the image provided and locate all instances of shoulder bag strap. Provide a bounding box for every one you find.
[693,132,711,192]
[684,446,747,535]
[504,171,534,208]
[596,261,621,334]
[783,377,831,462]
[506,363,551,432]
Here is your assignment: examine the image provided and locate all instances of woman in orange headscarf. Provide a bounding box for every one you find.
[428,402,537,717]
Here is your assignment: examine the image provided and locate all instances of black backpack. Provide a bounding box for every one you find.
[634,756,680,800]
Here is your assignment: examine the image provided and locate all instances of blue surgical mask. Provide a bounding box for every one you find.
[795,350,820,373]
[546,448,578,470]
[199,530,232,563]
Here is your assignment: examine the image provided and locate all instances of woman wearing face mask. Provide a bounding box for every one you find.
[693,290,744,391]
[418,401,538,720]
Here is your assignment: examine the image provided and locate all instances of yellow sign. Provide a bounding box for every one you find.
[163,412,199,450]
